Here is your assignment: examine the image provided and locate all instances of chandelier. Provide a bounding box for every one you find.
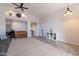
[64,4,72,16]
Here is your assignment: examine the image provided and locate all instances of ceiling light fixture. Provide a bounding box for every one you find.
[8,10,14,16]
[64,4,72,16]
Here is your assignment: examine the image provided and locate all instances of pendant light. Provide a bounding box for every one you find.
[64,4,72,16]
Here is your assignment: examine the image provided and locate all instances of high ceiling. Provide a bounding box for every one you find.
[0,3,76,18]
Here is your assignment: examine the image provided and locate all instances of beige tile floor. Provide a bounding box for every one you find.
[7,38,72,56]
[36,36,79,56]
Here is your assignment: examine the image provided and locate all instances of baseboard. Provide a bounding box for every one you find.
[57,40,79,46]
[37,36,79,45]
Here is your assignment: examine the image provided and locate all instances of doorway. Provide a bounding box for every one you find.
[6,19,12,32]
[31,22,37,37]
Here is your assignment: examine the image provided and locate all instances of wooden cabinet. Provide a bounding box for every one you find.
[15,31,27,38]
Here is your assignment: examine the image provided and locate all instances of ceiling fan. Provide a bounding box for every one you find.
[12,3,28,11]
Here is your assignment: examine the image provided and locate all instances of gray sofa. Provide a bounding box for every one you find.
[0,35,12,56]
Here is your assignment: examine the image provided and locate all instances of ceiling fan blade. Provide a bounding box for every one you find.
[15,7,19,9]
[21,8,24,11]
[13,3,19,7]
[22,7,28,9]
[20,3,23,7]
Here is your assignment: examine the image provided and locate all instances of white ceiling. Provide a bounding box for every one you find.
[0,3,76,18]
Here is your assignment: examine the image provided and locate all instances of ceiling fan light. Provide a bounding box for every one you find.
[64,10,72,16]
[67,8,69,11]
[67,11,71,15]
[64,4,72,16]
[70,12,72,15]
[64,13,67,16]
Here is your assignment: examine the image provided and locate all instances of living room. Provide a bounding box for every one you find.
[0,3,79,56]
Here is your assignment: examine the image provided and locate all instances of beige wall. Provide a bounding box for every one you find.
[62,18,79,44]
[39,4,79,45]
[40,16,79,45]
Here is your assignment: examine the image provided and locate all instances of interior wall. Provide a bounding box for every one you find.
[62,18,79,44]
[26,15,39,37]
[12,21,27,31]
[39,16,79,45]
[0,10,6,38]
[0,9,39,38]
[39,4,79,45]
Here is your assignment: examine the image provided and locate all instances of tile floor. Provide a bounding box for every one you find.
[36,36,79,56]
[7,37,73,56]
